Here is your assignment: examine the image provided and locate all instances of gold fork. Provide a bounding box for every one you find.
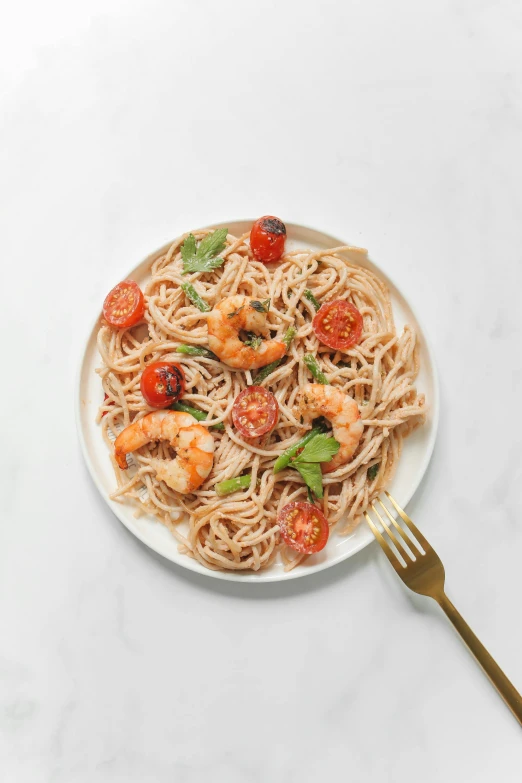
[365,491,522,725]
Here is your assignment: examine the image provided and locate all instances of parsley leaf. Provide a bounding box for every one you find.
[181,233,197,265]
[289,433,340,499]
[250,298,271,313]
[181,228,228,274]
[197,228,228,259]
[294,461,324,499]
[294,433,340,464]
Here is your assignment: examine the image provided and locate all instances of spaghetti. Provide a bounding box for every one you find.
[96,228,426,572]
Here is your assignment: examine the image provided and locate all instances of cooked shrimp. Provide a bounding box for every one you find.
[297,384,363,473]
[114,411,214,494]
[207,295,286,370]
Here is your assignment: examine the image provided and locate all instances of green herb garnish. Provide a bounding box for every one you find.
[293,462,324,498]
[289,432,340,498]
[250,298,271,313]
[304,289,321,310]
[227,305,245,319]
[273,424,327,473]
[181,228,228,274]
[295,433,340,463]
[367,463,380,481]
[244,333,263,350]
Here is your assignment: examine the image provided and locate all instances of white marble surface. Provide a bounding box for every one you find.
[2,1,522,780]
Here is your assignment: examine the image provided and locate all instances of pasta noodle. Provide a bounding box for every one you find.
[96,229,426,572]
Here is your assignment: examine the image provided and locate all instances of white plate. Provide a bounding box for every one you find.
[76,221,439,582]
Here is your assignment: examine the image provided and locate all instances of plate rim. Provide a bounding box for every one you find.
[75,220,440,583]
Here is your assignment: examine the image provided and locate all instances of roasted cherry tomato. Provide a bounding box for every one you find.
[312,299,363,351]
[140,362,185,408]
[232,386,279,438]
[250,216,286,263]
[277,502,329,554]
[103,280,145,329]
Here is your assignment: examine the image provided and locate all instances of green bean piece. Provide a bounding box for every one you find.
[254,360,282,384]
[215,474,251,497]
[181,282,210,312]
[303,354,330,385]
[175,345,217,359]
[273,425,328,473]
[253,327,297,383]
[169,401,225,431]
[304,289,321,310]
[282,326,297,349]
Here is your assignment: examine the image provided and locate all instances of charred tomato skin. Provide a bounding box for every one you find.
[141,362,186,408]
[250,216,286,263]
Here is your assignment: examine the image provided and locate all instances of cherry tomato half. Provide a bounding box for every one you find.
[250,216,286,263]
[103,280,145,329]
[140,362,186,408]
[277,502,329,554]
[312,299,363,351]
[232,386,279,438]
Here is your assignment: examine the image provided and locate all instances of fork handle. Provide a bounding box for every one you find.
[436,592,522,725]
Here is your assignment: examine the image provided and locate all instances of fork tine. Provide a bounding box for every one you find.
[376,498,422,557]
[364,511,406,570]
[370,502,413,563]
[385,491,432,553]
